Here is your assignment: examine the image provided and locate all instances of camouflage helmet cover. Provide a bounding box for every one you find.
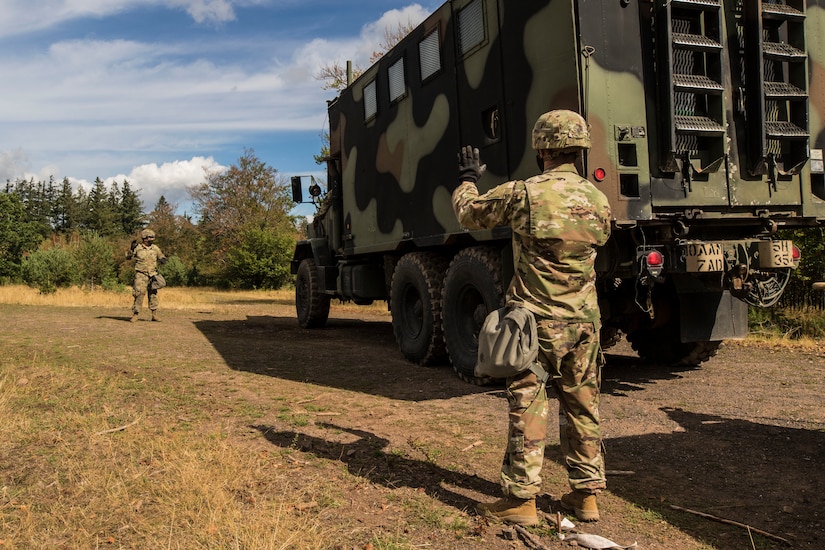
[532,110,591,151]
[140,229,156,239]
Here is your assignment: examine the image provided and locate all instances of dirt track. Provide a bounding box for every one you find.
[3,300,824,549]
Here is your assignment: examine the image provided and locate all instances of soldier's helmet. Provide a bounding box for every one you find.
[141,229,156,239]
[532,110,591,151]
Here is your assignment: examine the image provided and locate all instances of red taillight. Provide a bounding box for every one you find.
[646,250,664,267]
[594,168,607,182]
[643,250,664,277]
[792,245,801,260]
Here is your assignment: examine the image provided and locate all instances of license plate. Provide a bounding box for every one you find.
[685,242,725,272]
[758,240,795,268]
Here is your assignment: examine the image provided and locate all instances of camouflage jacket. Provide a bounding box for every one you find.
[127,243,166,277]
[452,163,612,322]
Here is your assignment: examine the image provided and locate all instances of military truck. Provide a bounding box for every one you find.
[291,0,825,383]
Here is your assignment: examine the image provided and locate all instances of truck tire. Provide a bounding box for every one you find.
[390,252,449,366]
[626,326,722,366]
[442,246,506,385]
[600,326,623,351]
[296,258,331,328]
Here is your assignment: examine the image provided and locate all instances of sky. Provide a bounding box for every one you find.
[0,0,439,218]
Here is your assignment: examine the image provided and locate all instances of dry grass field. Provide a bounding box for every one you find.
[1,285,823,549]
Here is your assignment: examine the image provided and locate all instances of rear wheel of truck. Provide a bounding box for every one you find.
[442,246,506,385]
[390,252,449,366]
[296,258,331,328]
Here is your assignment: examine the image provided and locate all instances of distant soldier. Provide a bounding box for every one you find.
[452,110,612,525]
[127,228,167,322]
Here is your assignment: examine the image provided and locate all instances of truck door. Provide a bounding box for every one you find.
[452,0,509,190]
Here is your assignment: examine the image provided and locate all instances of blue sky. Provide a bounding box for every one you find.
[0,0,438,218]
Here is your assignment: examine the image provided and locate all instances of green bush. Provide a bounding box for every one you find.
[224,227,295,289]
[160,256,188,287]
[22,246,78,293]
[749,306,825,339]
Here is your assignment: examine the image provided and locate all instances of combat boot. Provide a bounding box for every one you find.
[476,496,539,526]
[130,312,139,323]
[151,311,161,322]
[560,490,600,522]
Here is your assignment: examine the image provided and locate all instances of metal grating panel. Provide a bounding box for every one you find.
[672,32,722,51]
[673,74,724,93]
[762,3,805,21]
[764,82,807,98]
[418,30,441,81]
[675,115,726,135]
[765,121,808,138]
[672,0,720,9]
[763,41,806,59]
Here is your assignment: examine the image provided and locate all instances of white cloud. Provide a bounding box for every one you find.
[89,156,225,212]
[180,0,236,24]
[0,0,259,37]
[0,3,433,213]
[0,148,30,184]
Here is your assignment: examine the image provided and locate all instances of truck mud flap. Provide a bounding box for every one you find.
[678,290,748,342]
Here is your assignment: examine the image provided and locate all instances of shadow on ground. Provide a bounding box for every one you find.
[194,315,493,401]
[570,407,823,549]
[194,315,704,401]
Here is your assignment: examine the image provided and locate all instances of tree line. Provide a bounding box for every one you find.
[0,149,300,293]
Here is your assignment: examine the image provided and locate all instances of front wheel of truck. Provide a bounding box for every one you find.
[296,258,331,328]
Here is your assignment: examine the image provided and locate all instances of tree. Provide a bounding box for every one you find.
[86,178,119,235]
[147,195,199,281]
[22,244,77,293]
[0,193,43,281]
[118,180,145,235]
[189,149,297,287]
[75,231,116,291]
[224,226,295,289]
[315,21,415,91]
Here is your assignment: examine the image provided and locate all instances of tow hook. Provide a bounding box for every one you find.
[727,263,751,299]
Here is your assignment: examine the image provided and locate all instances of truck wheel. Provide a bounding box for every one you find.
[442,246,505,385]
[296,258,331,328]
[390,252,449,365]
[600,326,623,351]
[627,326,722,366]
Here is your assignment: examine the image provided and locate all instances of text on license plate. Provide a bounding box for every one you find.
[686,242,724,272]
[757,240,795,268]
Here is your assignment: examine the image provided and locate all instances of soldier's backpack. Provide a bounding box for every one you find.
[475,304,548,381]
[150,274,167,290]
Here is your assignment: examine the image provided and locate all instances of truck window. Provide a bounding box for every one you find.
[458,0,485,55]
[388,57,406,103]
[419,29,441,82]
[364,79,377,121]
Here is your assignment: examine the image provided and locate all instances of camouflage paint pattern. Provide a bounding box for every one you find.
[297,0,825,365]
[452,157,609,496]
[127,243,166,314]
[132,272,160,315]
[324,0,824,258]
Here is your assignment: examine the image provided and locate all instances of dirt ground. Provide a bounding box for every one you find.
[3,297,825,549]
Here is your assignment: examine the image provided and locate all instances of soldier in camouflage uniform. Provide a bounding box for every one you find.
[452,110,612,525]
[127,228,167,323]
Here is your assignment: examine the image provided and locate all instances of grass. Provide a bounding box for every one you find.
[0,350,336,549]
[0,284,390,317]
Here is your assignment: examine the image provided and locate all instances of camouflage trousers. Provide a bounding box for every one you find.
[132,272,159,314]
[500,320,605,499]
